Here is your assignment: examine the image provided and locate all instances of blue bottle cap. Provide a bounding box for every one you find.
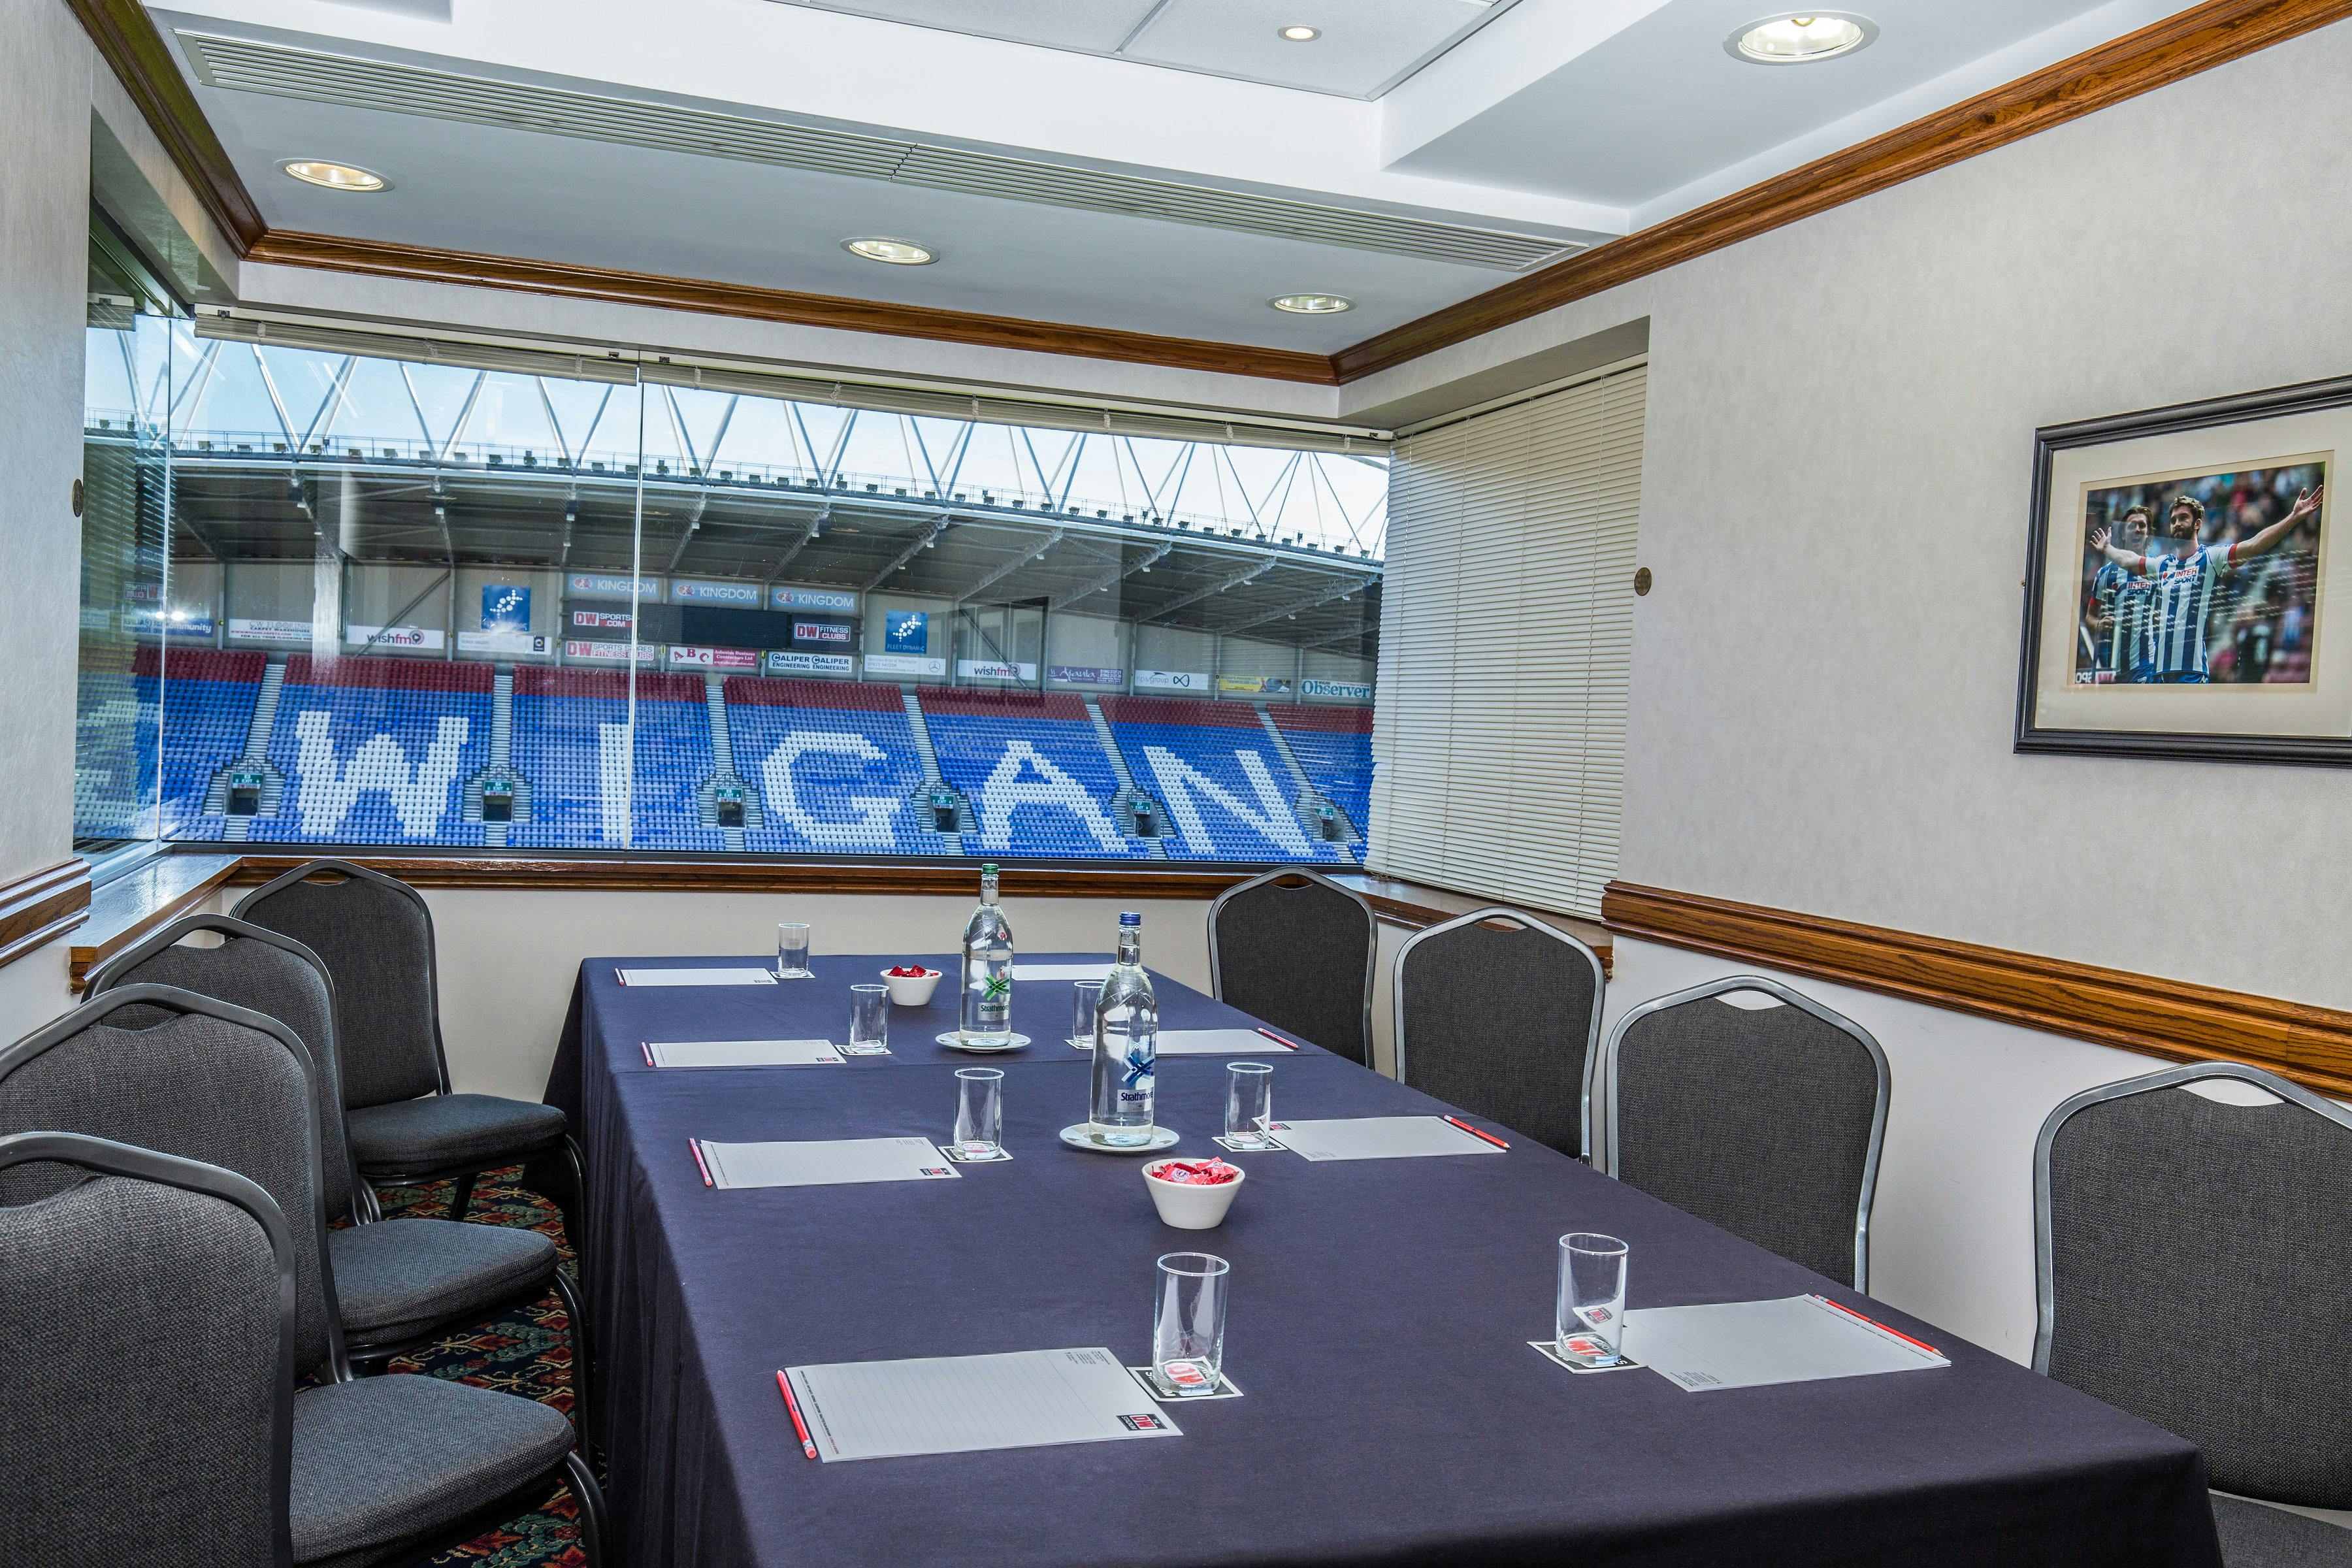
[1119,911,1141,926]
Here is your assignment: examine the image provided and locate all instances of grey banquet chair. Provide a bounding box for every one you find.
[1208,869,1376,1066]
[1392,907,1604,1157]
[233,859,576,1227]
[1601,975,1889,1291]
[2036,1062,2352,1566]
[0,1130,295,1568]
[0,987,606,1568]
[86,913,587,1414]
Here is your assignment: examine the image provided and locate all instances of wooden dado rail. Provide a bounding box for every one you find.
[56,853,1593,993]
[1604,881,2352,1100]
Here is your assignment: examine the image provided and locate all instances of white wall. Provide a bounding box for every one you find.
[417,888,1213,1102]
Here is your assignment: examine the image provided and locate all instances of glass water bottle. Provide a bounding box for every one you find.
[959,863,1015,1046]
[1089,911,1159,1145]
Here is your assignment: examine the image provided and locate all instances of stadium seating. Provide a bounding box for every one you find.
[1269,704,1373,835]
[917,687,1147,860]
[248,655,489,846]
[725,678,930,853]
[72,661,154,842]
[155,647,263,841]
[1098,695,1342,863]
[506,667,724,851]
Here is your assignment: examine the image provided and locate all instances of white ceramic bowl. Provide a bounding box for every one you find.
[880,968,942,1006]
[1142,1160,1245,1230]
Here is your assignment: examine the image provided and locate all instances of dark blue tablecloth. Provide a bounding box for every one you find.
[545,953,2221,1568]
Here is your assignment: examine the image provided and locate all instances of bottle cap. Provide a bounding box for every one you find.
[1119,911,1141,926]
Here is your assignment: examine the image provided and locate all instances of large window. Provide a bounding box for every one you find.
[80,314,1382,864]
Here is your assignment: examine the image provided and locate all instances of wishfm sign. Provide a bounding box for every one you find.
[345,625,447,651]
[1135,670,1208,692]
[957,659,1038,682]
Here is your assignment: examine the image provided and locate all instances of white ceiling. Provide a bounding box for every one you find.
[150,0,2211,351]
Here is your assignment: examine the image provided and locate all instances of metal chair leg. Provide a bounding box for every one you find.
[446,1169,477,1223]
[563,1448,609,1566]
[551,1266,591,1441]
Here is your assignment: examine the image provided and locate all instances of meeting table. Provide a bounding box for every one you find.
[536,951,2223,1568]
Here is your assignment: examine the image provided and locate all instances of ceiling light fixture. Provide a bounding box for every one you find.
[278,159,388,192]
[1270,293,1354,314]
[842,237,937,265]
[1728,13,1874,64]
[1279,24,1320,41]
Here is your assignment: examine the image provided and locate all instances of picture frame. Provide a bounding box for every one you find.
[2016,374,2345,764]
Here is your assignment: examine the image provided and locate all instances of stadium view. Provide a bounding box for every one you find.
[74,297,1384,866]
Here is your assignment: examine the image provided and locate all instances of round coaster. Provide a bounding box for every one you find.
[937,1032,1033,1053]
[1058,1123,1181,1155]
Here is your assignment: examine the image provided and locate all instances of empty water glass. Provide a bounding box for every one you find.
[1151,1252,1230,1397]
[953,1067,1005,1159]
[775,921,813,979]
[1224,1061,1274,1149]
[1557,1233,1629,1367]
[1072,980,1104,1048]
[848,983,889,1054]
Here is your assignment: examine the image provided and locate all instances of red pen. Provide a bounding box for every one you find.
[1814,1295,1940,1358]
[1444,1115,1510,1150]
[640,1041,655,1067]
[689,1139,714,1188]
[776,1371,819,1460]
[1254,1028,1303,1052]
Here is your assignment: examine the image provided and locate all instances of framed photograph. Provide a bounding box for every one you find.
[2017,376,2344,763]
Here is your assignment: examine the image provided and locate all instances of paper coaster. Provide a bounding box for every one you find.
[1128,1365,1243,1402]
[939,1143,1013,1164]
[1213,1135,1286,1154]
[1527,1338,1644,1375]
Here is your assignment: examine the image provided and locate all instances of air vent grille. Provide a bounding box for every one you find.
[183,32,1582,272]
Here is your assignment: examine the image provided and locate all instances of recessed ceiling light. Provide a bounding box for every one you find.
[1279,24,1320,42]
[1728,13,1874,65]
[843,237,937,266]
[278,159,388,193]
[1270,293,1354,314]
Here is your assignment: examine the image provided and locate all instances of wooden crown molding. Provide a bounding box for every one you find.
[69,0,2352,386]
[1333,0,2352,383]
[1604,881,2352,1101]
[0,860,94,972]
[241,232,1342,385]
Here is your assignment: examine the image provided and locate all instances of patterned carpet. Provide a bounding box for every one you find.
[372,1168,591,1568]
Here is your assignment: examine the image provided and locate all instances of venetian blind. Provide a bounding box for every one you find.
[1367,363,1646,918]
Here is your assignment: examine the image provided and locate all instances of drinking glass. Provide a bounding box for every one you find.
[848,984,889,1054]
[1224,1061,1274,1149]
[1557,1233,1629,1366]
[775,921,813,979]
[1151,1252,1230,1397]
[1072,980,1104,1048]
[953,1067,1005,1159]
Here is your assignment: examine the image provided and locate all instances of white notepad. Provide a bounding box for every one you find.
[1623,1294,1950,1392]
[1271,1116,1504,1162]
[696,1136,960,1190]
[646,1038,841,1068]
[785,1347,1182,1462]
[1156,1028,1296,1055]
[616,966,777,988]
[1017,962,1113,983]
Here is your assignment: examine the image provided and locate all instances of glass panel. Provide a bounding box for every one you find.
[155,332,1380,862]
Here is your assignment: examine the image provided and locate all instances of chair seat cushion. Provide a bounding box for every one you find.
[2212,1495,2352,1566]
[328,1218,558,1350]
[291,1373,572,1567]
[348,1094,566,1175]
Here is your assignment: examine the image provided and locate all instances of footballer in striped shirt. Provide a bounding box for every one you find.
[2089,485,2323,683]
[2084,504,2159,682]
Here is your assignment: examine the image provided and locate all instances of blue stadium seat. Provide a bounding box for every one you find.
[508,668,717,851]
[154,647,265,840]
[253,655,490,847]
[1269,706,1373,835]
[919,689,1148,861]
[725,679,929,853]
[1100,696,1345,864]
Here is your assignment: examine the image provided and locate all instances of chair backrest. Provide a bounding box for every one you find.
[1392,907,1603,1157]
[0,987,347,1381]
[0,1130,294,1568]
[2034,1062,2352,1508]
[1603,976,1889,1290]
[88,915,356,1224]
[1207,870,1375,1066]
[233,859,447,1111]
